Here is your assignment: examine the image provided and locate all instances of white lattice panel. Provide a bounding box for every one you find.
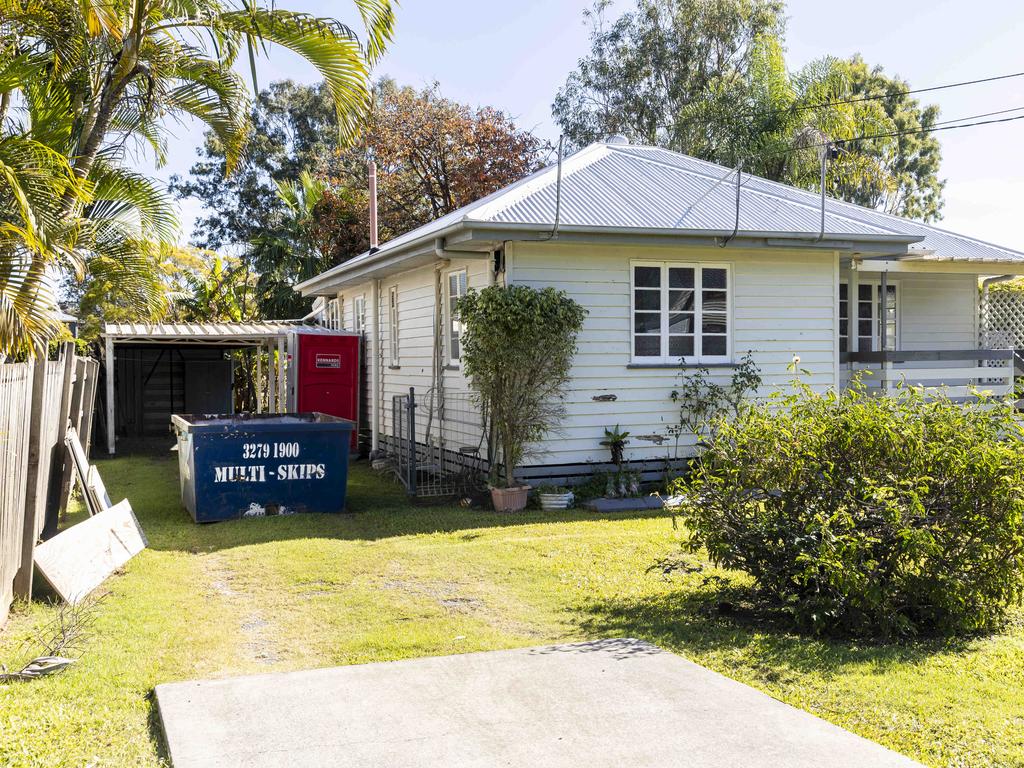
[981,291,1024,349]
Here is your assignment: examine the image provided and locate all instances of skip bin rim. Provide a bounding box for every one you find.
[171,412,355,435]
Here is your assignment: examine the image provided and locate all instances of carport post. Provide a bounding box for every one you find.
[267,342,277,412]
[277,335,286,411]
[255,348,262,413]
[105,334,115,455]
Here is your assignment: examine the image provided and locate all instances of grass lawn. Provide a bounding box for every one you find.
[2,454,1024,767]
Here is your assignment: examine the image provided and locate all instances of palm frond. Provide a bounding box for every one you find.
[216,8,375,145]
[85,160,179,243]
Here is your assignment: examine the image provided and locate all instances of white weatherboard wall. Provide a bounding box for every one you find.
[508,241,840,467]
[338,256,490,442]
[898,273,978,350]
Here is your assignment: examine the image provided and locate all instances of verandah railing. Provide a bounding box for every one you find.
[844,349,1015,398]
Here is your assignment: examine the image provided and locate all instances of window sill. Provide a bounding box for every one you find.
[445,364,461,371]
[627,361,736,369]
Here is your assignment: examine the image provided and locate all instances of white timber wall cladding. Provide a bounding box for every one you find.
[899,274,978,350]
[509,241,838,466]
[339,257,489,441]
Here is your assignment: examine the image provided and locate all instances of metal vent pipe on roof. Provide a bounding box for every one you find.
[369,158,379,252]
[606,134,629,145]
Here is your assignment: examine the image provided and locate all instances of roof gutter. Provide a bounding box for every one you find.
[295,221,924,296]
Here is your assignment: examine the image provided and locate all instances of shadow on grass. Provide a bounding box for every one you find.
[91,452,673,554]
[574,577,978,679]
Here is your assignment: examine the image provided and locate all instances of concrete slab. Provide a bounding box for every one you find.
[155,638,920,768]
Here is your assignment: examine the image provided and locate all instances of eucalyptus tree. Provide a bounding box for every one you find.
[0,0,394,353]
[554,0,943,217]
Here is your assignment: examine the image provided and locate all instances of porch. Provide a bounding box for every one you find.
[839,259,1019,399]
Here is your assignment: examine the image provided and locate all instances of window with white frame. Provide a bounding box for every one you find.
[388,286,399,366]
[631,262,730,363]
[447,269,468,364]
[325,297,343,330]
[353,294,366,335]
[839,282,897,353]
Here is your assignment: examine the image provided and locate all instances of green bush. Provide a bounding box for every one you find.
[457,285,586,487]
[672,380,1024,638]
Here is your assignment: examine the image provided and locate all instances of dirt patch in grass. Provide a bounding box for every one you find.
[202,554,282,666]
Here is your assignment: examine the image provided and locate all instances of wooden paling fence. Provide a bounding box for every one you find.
[0,343,100,626]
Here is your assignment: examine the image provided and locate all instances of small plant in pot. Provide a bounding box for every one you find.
[536,483,574,511]
[456,285,587,512]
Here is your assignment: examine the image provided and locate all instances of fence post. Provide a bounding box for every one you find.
[41,343,75,540]
[13,354,47,600]
[80,359,100,457]
[59,357,86,517]
[407,387,416,496]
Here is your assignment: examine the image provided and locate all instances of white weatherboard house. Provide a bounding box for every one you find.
[296,137,1024,487]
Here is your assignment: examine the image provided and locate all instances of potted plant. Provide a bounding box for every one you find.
[600,425,630,469]
[456,285,587,512]
[536,483,574,511]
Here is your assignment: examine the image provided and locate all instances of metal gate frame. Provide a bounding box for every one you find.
[389,387,488,498]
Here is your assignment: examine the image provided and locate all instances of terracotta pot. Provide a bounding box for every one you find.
[490,485,531,512]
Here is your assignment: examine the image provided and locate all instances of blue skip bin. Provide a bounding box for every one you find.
[171,413,355,523]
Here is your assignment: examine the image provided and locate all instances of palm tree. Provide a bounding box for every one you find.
[0,0,395,354]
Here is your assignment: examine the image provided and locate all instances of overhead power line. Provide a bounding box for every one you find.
[656,69,1024,133]
[778,70,1024,117]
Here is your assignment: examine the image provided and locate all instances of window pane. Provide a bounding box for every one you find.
[667,313,694,334]
[858,284,873,301]
[450,333,460,359]
[702,312,727,334]
[668,290,694,311]
[702,268,727,289]
[840,336,849,353]
[634,313,661,333]
[634,289,660,310]
[703,336,727,356]
[668,335,694,357]
[702,290,727,312]
[839,319,848,337]
[858,319,872,337]
[634,266,661,288]
[668,267,694,289]
[839,283,848,301]
[634,336,660,357]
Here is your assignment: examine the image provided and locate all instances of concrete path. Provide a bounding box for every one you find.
[155,638,920,768]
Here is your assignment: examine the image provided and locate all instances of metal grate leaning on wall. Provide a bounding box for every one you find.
[387,387,488,498]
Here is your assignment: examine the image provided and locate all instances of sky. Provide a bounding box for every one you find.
[152,0,1024,251]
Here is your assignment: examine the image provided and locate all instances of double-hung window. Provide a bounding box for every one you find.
[388,286,399,366]
[353,295,366,336]
[447,269,467,365]
[839,282,897,353]
[631,262,730,363]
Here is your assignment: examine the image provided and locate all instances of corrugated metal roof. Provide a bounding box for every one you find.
[300,141,1024,292]
[103,321,341,340]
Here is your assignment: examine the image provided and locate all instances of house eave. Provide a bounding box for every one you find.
[296,221,925,296]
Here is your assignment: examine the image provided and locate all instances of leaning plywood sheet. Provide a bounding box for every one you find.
[34,500,147,603]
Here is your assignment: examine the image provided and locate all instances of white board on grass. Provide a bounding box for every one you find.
[34,499,147,603]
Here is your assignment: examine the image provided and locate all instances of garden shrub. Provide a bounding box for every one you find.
[457,285,587,487]
[671,380,1024,638]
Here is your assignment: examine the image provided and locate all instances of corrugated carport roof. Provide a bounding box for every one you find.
[103,321,339,345]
